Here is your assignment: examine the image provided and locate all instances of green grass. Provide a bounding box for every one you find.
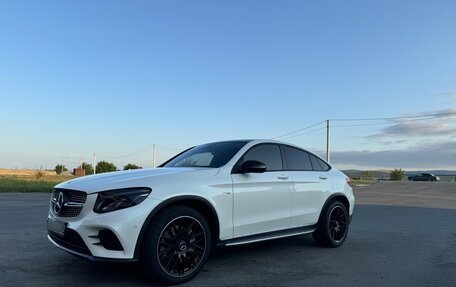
[352,179,375,185]
[0,176,74,193]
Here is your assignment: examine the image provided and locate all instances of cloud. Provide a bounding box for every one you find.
[437,92,456,98]
[368,108,456,140]
[380,120,456,137]
[330,141,456,169]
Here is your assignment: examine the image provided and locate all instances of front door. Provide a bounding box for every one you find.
[231,144,292,237]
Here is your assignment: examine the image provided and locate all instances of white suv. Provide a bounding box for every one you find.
[47,140,355,284]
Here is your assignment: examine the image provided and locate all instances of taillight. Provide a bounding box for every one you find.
[346,177,353,187]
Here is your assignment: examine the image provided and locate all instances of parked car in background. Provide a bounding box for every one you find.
[47,139,355,284]
[408,173,440,182]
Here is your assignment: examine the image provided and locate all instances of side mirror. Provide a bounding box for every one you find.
[237,160,267,174]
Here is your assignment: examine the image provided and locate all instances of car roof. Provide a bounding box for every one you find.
[202,139,329,162]
[203,139,313,151]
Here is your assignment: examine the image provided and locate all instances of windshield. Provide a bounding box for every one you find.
[162,141,250,168]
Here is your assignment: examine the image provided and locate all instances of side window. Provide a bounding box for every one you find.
[242,144,283,171]
[308,154,330,171]
[316,156,330,171]
[282,146,312,171]
[309,154,324,171]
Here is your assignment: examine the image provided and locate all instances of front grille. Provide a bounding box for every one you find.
[51,189,87,218]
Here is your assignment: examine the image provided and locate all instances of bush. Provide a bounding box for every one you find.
[0,178,56,193]
[390,168,404,181]
[81,162,94,175]
[362,170,374,180]
[123,163,142,170]
[54,164,68,175]
[96,161,117,174]
[34,170,46,181]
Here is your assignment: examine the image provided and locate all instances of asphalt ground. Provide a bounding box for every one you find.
[1,181,455,287]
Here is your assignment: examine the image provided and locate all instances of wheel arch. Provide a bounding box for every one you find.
[134,195,220,260]
[317,193,350,224]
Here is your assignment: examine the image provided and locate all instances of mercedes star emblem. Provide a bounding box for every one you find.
[54,192,65,214]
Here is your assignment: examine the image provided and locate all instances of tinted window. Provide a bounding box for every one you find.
[309,154,325,171]
[242,144,283,171]
[283,146,312,171]
[163,141,249,168]
[309,154,331,171]
[318,158,330,171]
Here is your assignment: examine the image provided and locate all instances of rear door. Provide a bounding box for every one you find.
[231,144,293,237]
[281,145,332,227]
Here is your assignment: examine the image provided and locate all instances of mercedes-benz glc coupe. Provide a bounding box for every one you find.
[47,140,355,284]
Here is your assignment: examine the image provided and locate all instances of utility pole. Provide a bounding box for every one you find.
[153,144,156,168]
[326,120,331,162]
[93,153,96,174]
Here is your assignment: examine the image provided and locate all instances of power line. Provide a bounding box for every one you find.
[98,145,155,159]
[279,127,327,140]
[155,144,184,151]
[97,144,183,159]
[330,111,456,122]
[272,121,326,139]
[331,122,394,128]
[273,111,456,136]
[270,111,456,162]
[331,112,456,128]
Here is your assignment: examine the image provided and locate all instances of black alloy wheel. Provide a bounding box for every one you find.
[141,206,211,284]
[313,201,349,247]
[328,205,348,242]
[157,216,207,277]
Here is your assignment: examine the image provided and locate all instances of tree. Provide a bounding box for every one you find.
[124,163,142,170]
[362,170,374,180]
[55,164,68,175]
[81,162,94,175]
[390,168,404,181]
[96,161,117,174]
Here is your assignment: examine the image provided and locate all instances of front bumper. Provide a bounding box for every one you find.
[47,194,162,260]
[47,234,137,262]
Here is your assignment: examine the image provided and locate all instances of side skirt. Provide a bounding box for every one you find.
[218,225,317,247]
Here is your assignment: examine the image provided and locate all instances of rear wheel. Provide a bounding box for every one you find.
[140,206,211,284]
[313,201,349,247]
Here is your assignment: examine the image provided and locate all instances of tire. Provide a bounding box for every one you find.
[140,206,212,285]
[313,201,349,248]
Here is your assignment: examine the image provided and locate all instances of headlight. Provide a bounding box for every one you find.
[93,187,152,213]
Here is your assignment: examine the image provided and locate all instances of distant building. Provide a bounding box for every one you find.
[74,167,86,176]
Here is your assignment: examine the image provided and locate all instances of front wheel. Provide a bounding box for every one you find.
[313,201,349,248]
[140,206,212,285]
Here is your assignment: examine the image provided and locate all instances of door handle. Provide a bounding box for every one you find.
[277,175,289,180]
[319,175,328,180]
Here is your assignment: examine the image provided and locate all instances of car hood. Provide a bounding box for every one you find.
[54,167,219,194]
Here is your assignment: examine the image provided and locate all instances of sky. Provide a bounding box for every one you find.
[0,0,455,170]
